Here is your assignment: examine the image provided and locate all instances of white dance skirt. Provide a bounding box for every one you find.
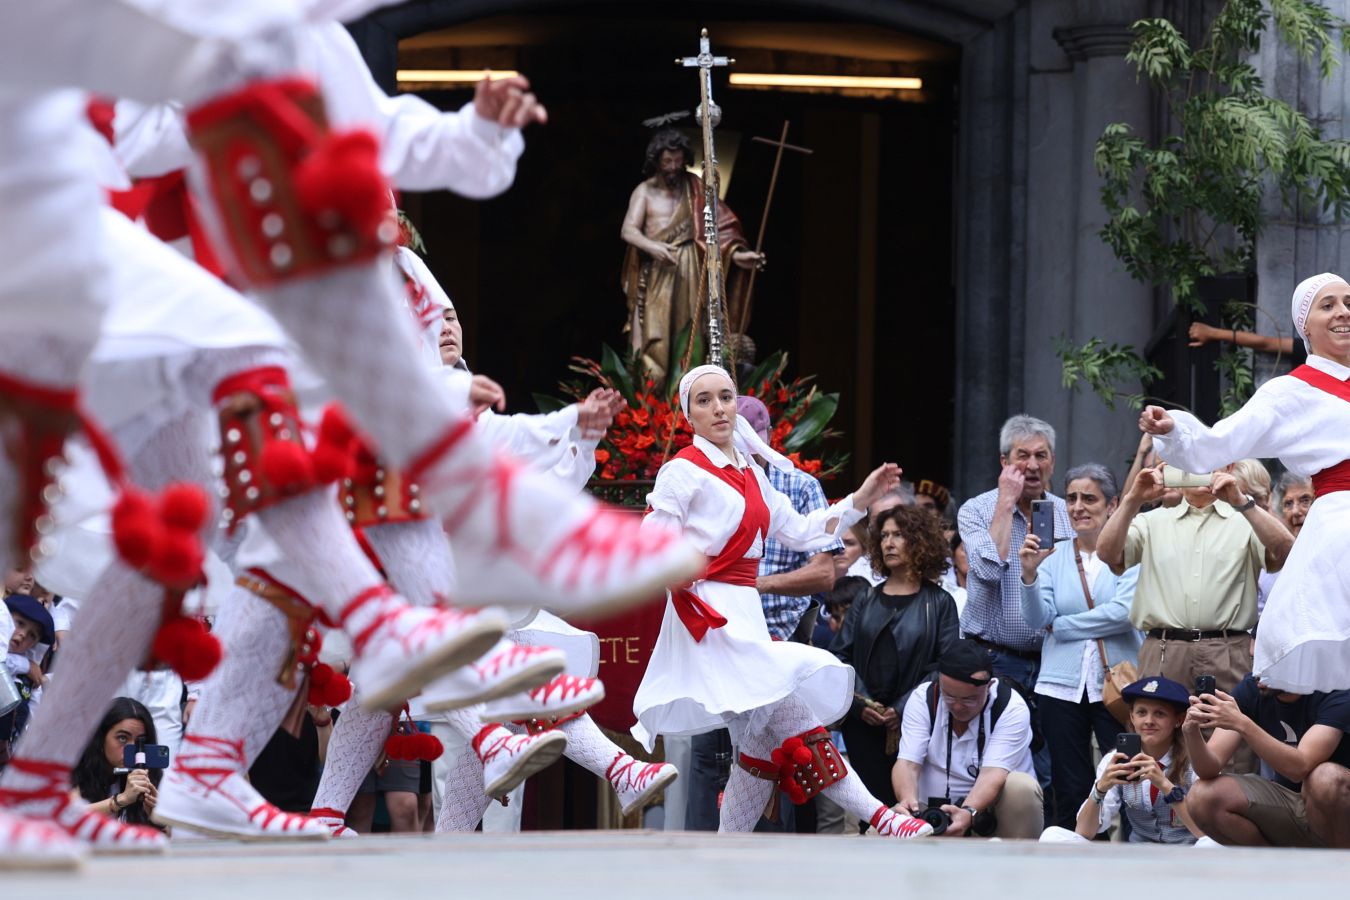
[631,579,853,752]
[1256,492,1350,692]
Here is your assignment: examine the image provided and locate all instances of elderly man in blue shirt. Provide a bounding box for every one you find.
[957,415,1071,798]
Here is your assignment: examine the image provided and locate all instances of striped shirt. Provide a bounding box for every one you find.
[957,487,1072,652]
[758,465,843,640]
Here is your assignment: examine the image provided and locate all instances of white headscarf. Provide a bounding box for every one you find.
[1291,272,1349,347]
[677,364,794,472]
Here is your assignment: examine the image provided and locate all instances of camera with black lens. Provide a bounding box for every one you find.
[916,796,998,837]
[918,797,954,835]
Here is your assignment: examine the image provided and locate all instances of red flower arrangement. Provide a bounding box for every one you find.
[550,338,848,483]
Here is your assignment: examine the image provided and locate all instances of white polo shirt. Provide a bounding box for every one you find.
[897,678,1036,801]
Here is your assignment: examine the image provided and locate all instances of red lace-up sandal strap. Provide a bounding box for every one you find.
[337,584,400,656]
[477,644,551,680]
[0,757,72,816]
[604,753,667,791]
[248,804,320,833]
[173,734,248,796]
[471,725,517,764]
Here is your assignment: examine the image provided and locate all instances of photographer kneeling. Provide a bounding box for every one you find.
[891,640,1043,838]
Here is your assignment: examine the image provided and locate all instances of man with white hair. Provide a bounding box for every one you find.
[957,415,1071,692]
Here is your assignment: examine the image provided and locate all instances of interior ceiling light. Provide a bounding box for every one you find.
[397,69,521,84]
[728,73,922,91]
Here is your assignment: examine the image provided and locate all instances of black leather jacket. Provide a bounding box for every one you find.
[830,581,959,718]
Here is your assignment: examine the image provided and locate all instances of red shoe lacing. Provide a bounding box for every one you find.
[0,757,156,845]
[605,753,667,793]
[477,645,551,681]
[408,421,675,588]
[248,804,320,833]
[528,674,598,706]
[309,807,354,836]
[870,805,929,838]
[538,508,677,591]
[173,735,247,804]
[471,726,524,764]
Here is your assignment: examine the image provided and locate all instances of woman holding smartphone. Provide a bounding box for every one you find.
[1040,676,1202,844]
[1018,464,1142,830]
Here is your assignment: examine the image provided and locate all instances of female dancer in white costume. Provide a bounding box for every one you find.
[632,365,932,837]
[1142,273,1350,692]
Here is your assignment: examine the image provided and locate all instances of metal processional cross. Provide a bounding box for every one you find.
[677,29,733,368]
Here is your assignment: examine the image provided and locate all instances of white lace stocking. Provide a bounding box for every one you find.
[309,682,391,816]
[257,263,460,468]
[434,746,491,833]
[250,491,387,623]
[558,714,623,780]
[184,581,298,770]
[361,519,456,607]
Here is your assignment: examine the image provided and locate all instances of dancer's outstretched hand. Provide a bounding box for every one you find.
[474,73,548,128]
[1139,405,1175,436]
[469,374,507,417]
[854,462,902,511]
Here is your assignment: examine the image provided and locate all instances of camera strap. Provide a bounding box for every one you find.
[943,693,991,802]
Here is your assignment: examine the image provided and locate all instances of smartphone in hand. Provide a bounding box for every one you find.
[1030,499,1056,546]
[1194,674,1217,697]
[1116,732,1142,778]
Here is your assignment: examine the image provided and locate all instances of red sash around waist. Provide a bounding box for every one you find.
[667,445,770,641]
[1289,365,1350,497]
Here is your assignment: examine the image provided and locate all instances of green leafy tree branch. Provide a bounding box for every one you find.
[1060,0,1350,410]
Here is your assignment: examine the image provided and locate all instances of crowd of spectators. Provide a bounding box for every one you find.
[765,411,1349,848]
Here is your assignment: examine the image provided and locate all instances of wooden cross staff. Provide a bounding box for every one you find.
[737,121,813,337]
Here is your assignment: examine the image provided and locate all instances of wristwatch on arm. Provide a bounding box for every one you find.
[1234,494,1257,513]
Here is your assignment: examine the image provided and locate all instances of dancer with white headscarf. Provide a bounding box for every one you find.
[631,365,933,837]
[1139,273,1350,692]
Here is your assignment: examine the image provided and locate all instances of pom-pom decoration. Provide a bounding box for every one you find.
[259,441,315,494]
[294,130,391,237]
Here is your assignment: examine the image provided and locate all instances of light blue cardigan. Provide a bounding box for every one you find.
[1019,539,1143,693]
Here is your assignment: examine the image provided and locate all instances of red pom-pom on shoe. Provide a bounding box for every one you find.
[153,616,221,681]
[318,404,358,446]
[159,483,210,532]
[260,441,315,493]
[770,748,787,767]
[294,130,391,237]
[111,490,163,568]
[310,662,334,688]
[311,444,351,484]
[176,625,223,681]
[792,746,814,766]
[322,673,352,707]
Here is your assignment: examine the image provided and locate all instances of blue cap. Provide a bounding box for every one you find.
[1122,676,1190,710]
[4,594,55,646]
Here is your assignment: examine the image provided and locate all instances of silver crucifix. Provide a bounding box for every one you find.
[676,29,735,368]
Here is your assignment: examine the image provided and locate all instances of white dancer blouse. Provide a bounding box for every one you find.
[1153,354,1350,692]
[631,436,864,751]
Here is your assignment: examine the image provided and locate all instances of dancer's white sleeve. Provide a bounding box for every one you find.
[0,0,398,102]
[302,22,525,196]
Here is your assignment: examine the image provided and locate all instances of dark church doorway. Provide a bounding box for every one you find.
[374,4,960,490]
